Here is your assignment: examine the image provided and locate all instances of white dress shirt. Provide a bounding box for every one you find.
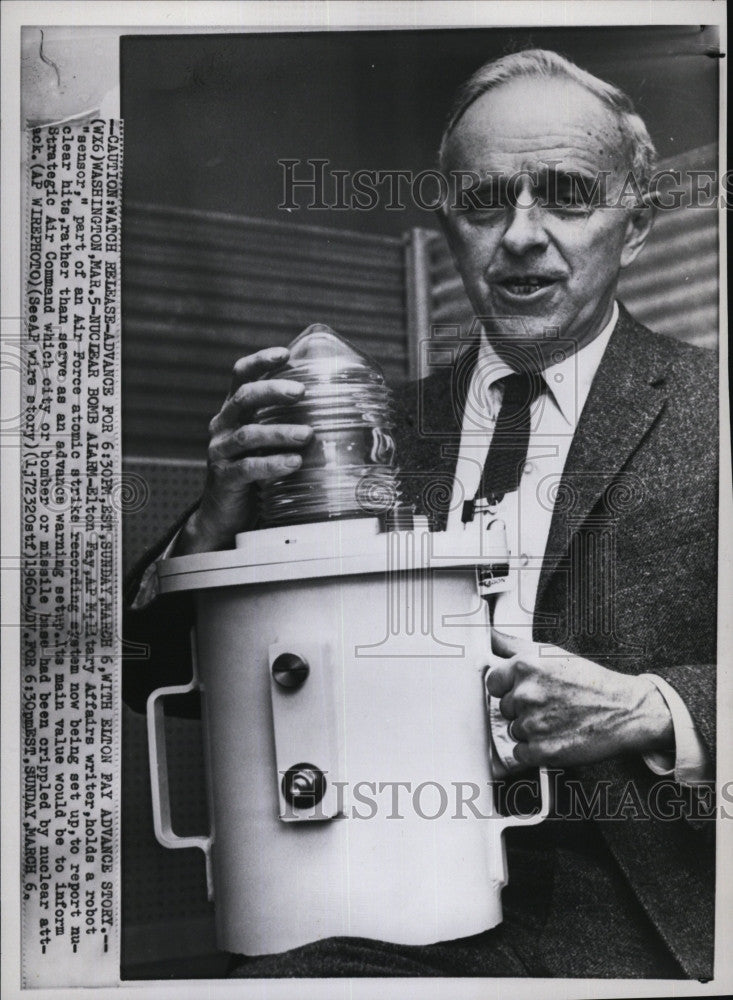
[446,302,709,785]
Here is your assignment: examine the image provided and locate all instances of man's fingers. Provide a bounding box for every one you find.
[499,691,516,722]
[211,379,305,434]
[491,629,538,659]
[211,423,313,461]
[228,346,290,394]
[485,658,515,698]
[512,740,537,767]
[227,453,304,484]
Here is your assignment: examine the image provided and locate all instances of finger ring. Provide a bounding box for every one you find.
[507,719,521,743]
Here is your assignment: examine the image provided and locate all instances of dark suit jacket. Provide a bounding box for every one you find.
[124,304,718,978]
[387,303,717,978]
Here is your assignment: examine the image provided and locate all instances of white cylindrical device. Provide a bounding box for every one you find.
[147,326,550,956]
[150,518,550,955]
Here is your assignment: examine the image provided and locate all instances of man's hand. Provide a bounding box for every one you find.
[173,346,313,555]
[486,631,674,769]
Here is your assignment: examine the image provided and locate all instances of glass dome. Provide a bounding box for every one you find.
[256,324,401,527]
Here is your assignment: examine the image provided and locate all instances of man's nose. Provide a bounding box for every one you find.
[500,198,549,256]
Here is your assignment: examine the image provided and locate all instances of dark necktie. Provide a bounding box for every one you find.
[463,371,545,522]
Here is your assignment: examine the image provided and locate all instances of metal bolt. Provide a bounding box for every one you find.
[272,652,310,689]
[281,763,327,808]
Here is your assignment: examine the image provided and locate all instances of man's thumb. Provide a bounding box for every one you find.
[492,630,539,660]
[491,630,519,658]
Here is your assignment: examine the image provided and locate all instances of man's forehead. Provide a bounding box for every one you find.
[444,76,629,176]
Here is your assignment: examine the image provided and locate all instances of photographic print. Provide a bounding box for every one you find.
[1,3,729,997]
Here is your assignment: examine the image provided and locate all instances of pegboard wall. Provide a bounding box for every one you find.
[122,203,410,461]
[121,458,205,577]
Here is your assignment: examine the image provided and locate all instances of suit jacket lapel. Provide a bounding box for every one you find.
[536,305,671,606]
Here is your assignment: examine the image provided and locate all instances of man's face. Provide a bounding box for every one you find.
[440,76,653,362]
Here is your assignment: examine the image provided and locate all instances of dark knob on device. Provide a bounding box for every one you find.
[281,763,327,808]
[271,652,310,689]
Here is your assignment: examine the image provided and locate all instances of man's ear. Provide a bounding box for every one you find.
[620,200,656,269]
[436,204,462,270]
[436,202,451,238]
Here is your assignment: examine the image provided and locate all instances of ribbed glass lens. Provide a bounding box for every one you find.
[256,324,401,526]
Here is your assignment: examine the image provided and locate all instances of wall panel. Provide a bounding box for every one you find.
[122,203,409,460]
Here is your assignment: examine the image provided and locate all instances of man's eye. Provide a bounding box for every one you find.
[453,204,504,226]
[456,183,509,213]
[458,199,502,217]
[544,180,601,213]
[473,189,504,209]
[555,201,591,212]
[545,193,594,216]
[463,204,504,218]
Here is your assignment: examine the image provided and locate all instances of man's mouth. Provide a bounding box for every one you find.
[494,275,560,297]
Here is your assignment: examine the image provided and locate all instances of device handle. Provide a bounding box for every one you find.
[146,627,213,898]
[495,762,553,831]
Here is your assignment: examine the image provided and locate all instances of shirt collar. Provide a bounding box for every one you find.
[475,300,619,428]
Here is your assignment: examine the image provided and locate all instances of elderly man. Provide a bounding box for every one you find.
[126,49,717,979]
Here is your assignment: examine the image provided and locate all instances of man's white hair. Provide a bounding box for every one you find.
[438,48,657,192]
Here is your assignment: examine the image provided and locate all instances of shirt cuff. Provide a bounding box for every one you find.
[128,529,183,610]
[641,673,712,785]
